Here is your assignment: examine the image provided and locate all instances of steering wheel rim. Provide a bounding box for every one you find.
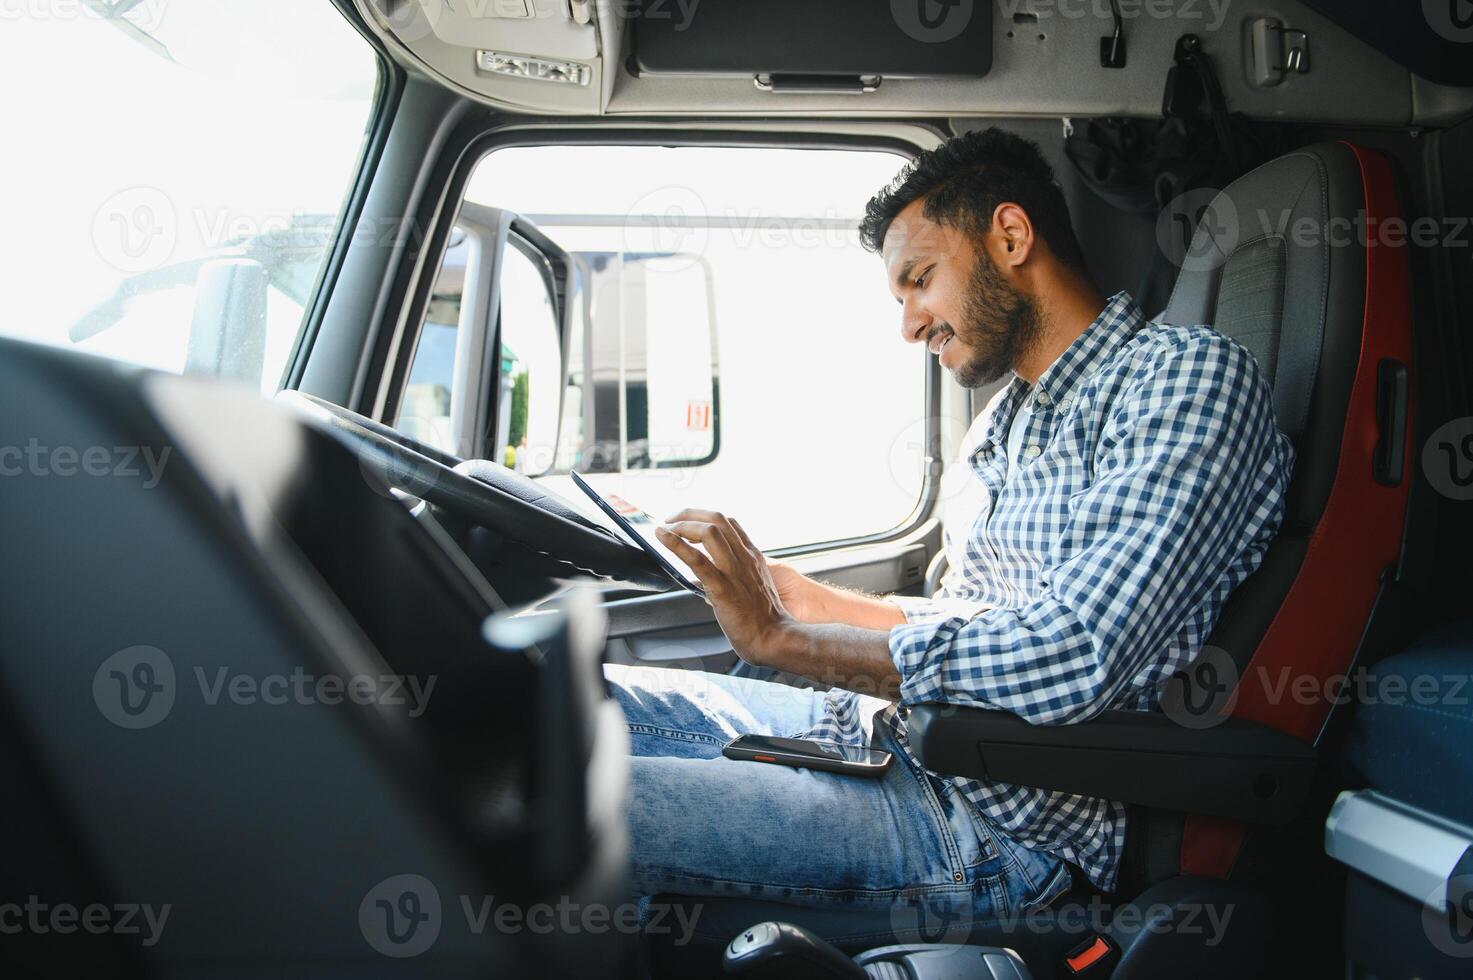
[276,391,670,589]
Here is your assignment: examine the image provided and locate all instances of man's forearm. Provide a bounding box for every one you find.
[764,622,903,701]
[799,579,909,630]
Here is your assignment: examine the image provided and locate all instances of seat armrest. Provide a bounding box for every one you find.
[905,704,1316,825]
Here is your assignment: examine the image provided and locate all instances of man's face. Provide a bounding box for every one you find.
[881,199,1041,388]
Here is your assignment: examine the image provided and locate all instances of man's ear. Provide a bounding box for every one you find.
[989,203,1035,270]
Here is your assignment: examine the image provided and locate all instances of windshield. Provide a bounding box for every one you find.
[0,0,380,395]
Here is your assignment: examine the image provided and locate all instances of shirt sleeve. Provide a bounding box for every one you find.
[888,336,1293,725]
[890,593,990,625]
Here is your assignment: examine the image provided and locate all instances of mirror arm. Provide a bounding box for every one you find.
[68,259,207,342]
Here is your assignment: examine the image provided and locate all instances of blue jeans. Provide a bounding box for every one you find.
[606,663,1071,940]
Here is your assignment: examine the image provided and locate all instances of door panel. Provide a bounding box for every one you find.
[601,521,940,674]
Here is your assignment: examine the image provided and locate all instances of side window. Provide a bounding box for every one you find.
[464,145,925,552]
[396,229,564,465]
[494,243,561,472]
[1,3,379,395]
[398,230,466,454]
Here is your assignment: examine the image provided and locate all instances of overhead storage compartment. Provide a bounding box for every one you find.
[631,0,992,80]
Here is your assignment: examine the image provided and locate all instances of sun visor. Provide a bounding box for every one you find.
[631,0,992,81]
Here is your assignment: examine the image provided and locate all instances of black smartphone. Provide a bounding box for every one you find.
[722,735,893,776]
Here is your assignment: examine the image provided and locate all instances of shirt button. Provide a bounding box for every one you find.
[1034,391,1051,407]
[1024,445,1042,459]
[1057,397,1072,412]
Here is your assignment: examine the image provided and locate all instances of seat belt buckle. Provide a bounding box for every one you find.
[1063,934,1117,975]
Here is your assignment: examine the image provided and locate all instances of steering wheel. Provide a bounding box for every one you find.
[277,391,670,589]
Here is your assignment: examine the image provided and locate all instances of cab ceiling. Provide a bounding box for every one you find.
[353,0,1473,126]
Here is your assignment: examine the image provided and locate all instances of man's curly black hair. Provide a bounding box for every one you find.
[859,128,1089,276]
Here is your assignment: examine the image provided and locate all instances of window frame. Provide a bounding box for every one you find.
[373,125,943,559]
[280,0,399,394]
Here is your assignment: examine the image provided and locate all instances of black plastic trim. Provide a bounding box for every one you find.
[361,98,489,420]
[1374,357,1409,487]
[284,1,402,393]
[907,704,1318,825]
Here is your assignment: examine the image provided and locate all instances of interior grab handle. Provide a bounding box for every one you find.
[753,74,882,95]
[1373,358,1408,487]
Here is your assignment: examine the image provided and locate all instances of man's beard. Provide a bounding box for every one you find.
[939,250,1044,389]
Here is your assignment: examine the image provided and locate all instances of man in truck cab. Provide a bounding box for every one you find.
[607,127,1293,919]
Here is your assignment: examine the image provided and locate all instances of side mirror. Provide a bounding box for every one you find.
[414,209,720,477]
[68,212,329,372]
[185,258,268,385]
[574,251,720,473]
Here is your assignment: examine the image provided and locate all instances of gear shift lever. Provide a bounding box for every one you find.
[723,921,868,979]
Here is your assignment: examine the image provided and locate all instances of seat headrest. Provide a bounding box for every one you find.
[1163,142,1369,528]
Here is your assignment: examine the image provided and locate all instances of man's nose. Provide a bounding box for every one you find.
[900,301,932,345]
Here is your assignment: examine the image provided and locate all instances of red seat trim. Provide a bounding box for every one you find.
[1181,143,1415,878]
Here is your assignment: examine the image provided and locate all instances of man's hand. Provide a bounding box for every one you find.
[655,510,797,668]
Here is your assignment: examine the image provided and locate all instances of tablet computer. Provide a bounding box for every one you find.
[569,471,705,596]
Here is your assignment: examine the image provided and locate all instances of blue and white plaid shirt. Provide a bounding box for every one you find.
[802,293,1293,891]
